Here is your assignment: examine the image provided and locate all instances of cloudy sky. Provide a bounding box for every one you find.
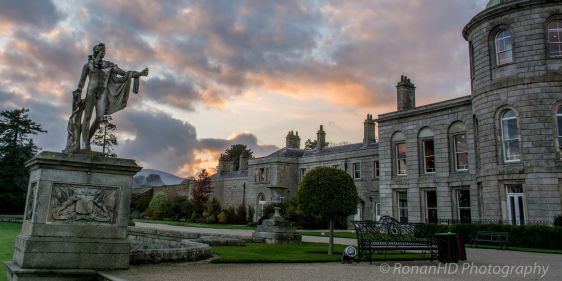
[0,0,488,177]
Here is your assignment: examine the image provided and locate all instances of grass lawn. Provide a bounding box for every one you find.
[0,222,21,281]
[211,242,432,263]
[298,231,357,239]
[134,219,254,230]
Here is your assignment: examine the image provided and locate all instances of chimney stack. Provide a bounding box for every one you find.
[397,75,416,111]
[363,114,377,146]
[285,130,301,149]
[317,125,326,151]
[239,152,248,171]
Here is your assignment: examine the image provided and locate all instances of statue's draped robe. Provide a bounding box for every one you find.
[63,91,85,153]
[105,67,141,115]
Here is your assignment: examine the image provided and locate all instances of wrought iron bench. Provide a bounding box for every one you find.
[352,216,438,263]
[472,231,508,249]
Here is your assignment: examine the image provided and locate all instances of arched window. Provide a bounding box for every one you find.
[392,132,407,175]
[449,122,468,171]
[418,127,435,174]
[548,20,562,57]
[556,106,562,155]
[501,110,520,161]
[495,30,513,65]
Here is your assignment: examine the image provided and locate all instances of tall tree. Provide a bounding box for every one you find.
[0,108,46,214]
[192,169,213,204]
[304,139,330,149]
[91,115,118,157]
[304,139,317,149]
[220,144,253,171]
[298,167,358,255]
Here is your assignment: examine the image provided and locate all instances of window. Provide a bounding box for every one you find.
[450,121,469,172]
[373,160,380,178]
[397,191,408,223]
[426,191,437,223]
[354,204,362,221]
[332,164,339,169]
[469,41,475,82]
[556,106,562,158]
[501,110,521,161]
[396,143,407,175]
[454,134,469,171]
[506,184,525,225]
[300,168,306,180]
[353,162,361,179]
[254,167,269,183]
[392,132,407,176]
[419,127,434,174]
[478,182,484,218]
[422,140,435,173]
[457,189,471,223]
[548,20,562,57]
[473,117,480,170]
[495,30,513,65]
[374,202,381,221]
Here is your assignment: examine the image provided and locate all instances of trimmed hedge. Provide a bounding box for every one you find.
[427,224,562,250]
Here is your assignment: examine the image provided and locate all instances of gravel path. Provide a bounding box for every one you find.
[103,248,562,281]
[107,223,561,281]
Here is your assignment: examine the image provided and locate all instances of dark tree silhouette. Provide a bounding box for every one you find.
[220,144,253,171]
[91,115,118,157]
[0,108,46,214]
[192,169,213,204]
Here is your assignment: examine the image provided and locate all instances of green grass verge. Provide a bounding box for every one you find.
[212,242,345,263]
[211,242,432,263]
[134,219,254,230]
[298,231,357,239]
[0,222,22,281]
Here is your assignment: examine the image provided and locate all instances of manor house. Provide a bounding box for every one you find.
[212,0,562,225]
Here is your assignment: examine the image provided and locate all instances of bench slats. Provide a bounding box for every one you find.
[472,231,508,249]
[352,218,438,263]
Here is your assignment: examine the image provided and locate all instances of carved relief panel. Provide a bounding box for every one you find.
[48,183,119,224]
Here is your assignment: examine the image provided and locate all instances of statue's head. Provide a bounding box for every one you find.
[92,43,106,59]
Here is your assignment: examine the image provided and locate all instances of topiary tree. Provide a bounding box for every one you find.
[298,167,358,254]
[554,214,562,227]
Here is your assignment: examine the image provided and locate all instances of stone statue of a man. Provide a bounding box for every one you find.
[63,43,148,153]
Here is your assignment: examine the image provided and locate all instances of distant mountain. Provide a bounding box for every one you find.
[133,169,184,188]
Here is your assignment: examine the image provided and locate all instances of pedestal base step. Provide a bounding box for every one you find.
[5,261,98,281]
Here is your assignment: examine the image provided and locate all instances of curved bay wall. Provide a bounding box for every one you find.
[465,0,562,221]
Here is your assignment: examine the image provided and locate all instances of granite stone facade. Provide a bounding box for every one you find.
[212,0,562,225]
[463,0,562,224]
[212,126,379,222]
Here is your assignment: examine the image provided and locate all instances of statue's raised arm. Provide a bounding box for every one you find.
[63,43,149,154]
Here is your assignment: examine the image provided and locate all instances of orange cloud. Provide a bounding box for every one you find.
[247,73,376,108]
[177,148,220,177]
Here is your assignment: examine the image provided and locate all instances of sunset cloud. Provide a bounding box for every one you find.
[0,0,488,176]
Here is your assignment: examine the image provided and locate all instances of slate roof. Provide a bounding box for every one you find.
[302,142,376,157]
[264,142,378,159]
[266,147,306,157]
[212,170,249,179]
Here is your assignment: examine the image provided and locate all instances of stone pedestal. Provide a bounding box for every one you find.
[5,151,141,281]
[252,207,301,244]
